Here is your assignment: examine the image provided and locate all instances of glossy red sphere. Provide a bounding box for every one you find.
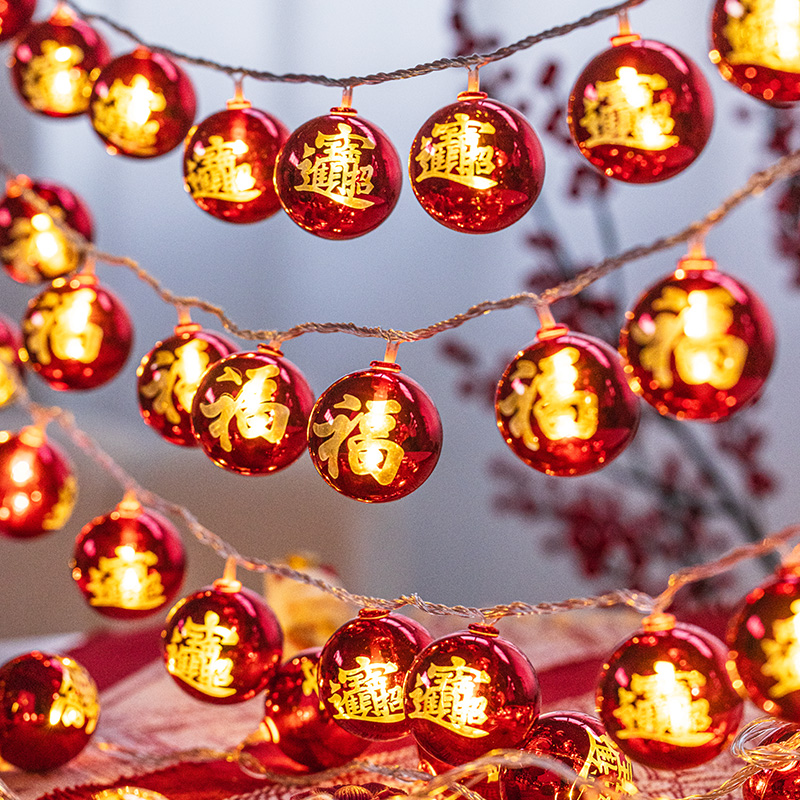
[22,272,133,390]
[191,348,313,475]
[89,47,196,158]
[0,177,94,284]
[0,313,25,407]
[711,0,800,106]
[568,36,714,182]
[72,498,186,619]
[620,259,775,421]
[0,427,76,539]
[744,749,800,800]
[137,323,237,447]
[409,92,545,233]
[0,0,36,43]
[162,582,283,704]
[496,328,640,476]
[404,623,541,766]
[727,566,800,721]
[184,102,289,223]
[499,711,635,800]
[317,608,433,741]
[10,7,110,117]
[275,107,402,239]
[0,651,99,772]
[596,617,743,770]
[263,648,370,769]
[307,361,442,503]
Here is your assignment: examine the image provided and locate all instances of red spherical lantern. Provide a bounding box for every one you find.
[191,347,313,475]
[568,34,713,182]
[620,254,775,421]
[274,106,402,239]
[596,614,744,770]
[495,326,640,477]
[0,426,76,539]
[0,651,99,772]
[0,0,35,43]
[89,46,196,158]
[71,495,186,619]
[317,608,433,741]
[727,565,800,721]
[711,0,800,106]
[0,176,93,284]
[409,92,545,233]
[307,360,442,503]
[22,272,133,390]
[0,314,25,407]
[10,4,110,117]
[263,648,370,770]
[162,580,283,704]
[499,711,635,800]
[404,623,541,766]
[137,323,237,447]
[184,96,289,223]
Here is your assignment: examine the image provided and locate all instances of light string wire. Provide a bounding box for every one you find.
[67,0,648,88]
[5,144,800,348]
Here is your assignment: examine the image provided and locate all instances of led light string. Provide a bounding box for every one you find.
[67,0,649,88]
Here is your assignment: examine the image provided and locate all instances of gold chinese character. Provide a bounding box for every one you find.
[198,364,290,452]
[300,657,319,697]
[49,659,99,733]
[760,598,800,698]
[165,610,239,698]
[294,123,376,208]
[415,113,498,190]
[407,655,491,738]
[41,474,77,531]
[0,208,79,281]
[24,287,104,365]
[725,0,800,72]
[577,732,636,800]
[613,661,714,746]
[21,40,95,114]
[140,339,212,424]
[86,545,166,610]
[185,135,262,203]
[497,349,599,450]
[631,286,748,390]
[327,655,404,723]
[91,75,166,155]
[313,394,404,485]
[581,67,679,151]
[0,346,18,407]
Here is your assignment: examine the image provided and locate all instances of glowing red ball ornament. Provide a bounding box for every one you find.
[307,359,442,503]
[0,175,94,284]
[727,562,800,721]
[568,20,714,183]
[162,574,283,704]
[71,494,186,619]
[137,322,236,447]
[0,651,99,772]
[711,0,800,106]
[191,346,313,475]
[409,69,545,233]
[10,4,110,117]
[404,623,541,766]
[0,314,25,408]
[0,0,35,43]
[499,712,635,800]
[495,321,640,477]
[317,608,433,741]
[184,86,289,223]
[274,92,402,239]
[22,271,133,390]
[0,425,76,540]
[620,250,775,421]
[596,613,744,770]
[89,46,196,158]
[262,648,370,770]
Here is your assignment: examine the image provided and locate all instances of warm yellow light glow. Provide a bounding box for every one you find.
[62,294,93,359]
[775,0,800,62]
[127,75,157,126]
[11,492,30,513]
[120,566,143,596]
[683,291,710,338]
[654,660,692,735]
[178,342,206,384]
[361,443,385,472]
[10,457,33,484]
[116,544,137,562]
[232,165,254,193]
[33,230,60,261]
[230,139,249,156]
[363,399,389,432]
[31,213,51,232]
[53,46,73,63]
[550,349,579,398]
[617,66,650,107]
